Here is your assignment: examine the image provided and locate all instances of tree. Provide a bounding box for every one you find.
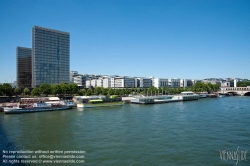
[60,83,68,95]
[101,88,108,95]
[94,87,102,95]
[86,88,93,96]
[0,84,2,95]
[108,88,114,95]
[23,88,30,95]
[31,87,40,96]
[1,83,13,96]
[193,82,210,92]
[68,83,79,95]
[39,83,51,96]
[213,84,220,92]
[124,88,131,95]
[114,89,120,95]
[14,87,21,96]
[51,84,62,96]
[237,81,250,87]
[78,89,86,96]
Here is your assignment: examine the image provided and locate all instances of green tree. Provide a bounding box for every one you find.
[101,88,108,95]
[39,83,51,96]
[214,84,220,92]
[23,88,30,95]
[68,83,79,95]
[0,84,2,95]
[78,89,86,96]
[94,87,102,95]
[237,81,250,87]
[1,83,13,96]
[86,88,93,96]
[14,87,21,95]
[31,87,40,96]
[114,89,120,95]
[60,83,68,95]
[51,84,62,96]
[108,88,114,95]
[124,88,131,95]
[193,82,210,92]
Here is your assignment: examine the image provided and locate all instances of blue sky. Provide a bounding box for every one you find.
[0,0,249,83]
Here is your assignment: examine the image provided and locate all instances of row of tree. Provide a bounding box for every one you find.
[78,82,220,96]
[30,83,79,96]
[0,82,220,97]
[237,81,250,87]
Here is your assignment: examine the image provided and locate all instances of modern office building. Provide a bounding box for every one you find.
[152,78,169,88]
[32,26,70,87]
[180,79,195,88]
[138,77,152,88]
[16,47,32,88]
[111,76,137,88]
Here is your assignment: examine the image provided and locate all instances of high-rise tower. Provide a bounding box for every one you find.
[32,26,70,87]
[16,47,32,88]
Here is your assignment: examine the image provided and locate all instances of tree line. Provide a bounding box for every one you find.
[0,82,220,97]
[237,81,250,87]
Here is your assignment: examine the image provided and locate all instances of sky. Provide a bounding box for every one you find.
[0,0,250,83]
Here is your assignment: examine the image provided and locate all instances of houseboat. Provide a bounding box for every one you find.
[74,95,124,108]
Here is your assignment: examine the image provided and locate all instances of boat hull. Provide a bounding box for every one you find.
[4,106,73,114]
[77,102,124,108]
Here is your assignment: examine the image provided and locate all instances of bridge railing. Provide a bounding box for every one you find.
[224,87,250,91]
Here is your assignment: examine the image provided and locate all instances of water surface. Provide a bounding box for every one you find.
[1,96,249,165]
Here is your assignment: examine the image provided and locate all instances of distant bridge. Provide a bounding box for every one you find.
[219,87,250,96]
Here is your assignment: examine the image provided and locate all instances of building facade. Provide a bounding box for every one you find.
[138,78,152,88]
[180,79,194,88]
[70,71,78,83]
[152,78,169,88]
[73,74,88,87]
[32,26,70,87]
[112,77,137,88]
[16,47,32,88]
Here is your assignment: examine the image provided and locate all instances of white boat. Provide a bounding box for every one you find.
[199,92,208,98]
[4,101,73,114]
[130,92,199,104]
[179,91,200,101]
[75,95,123,108]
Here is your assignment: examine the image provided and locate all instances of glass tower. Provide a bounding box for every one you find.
[32,26,70,87]
[16,47,32,88]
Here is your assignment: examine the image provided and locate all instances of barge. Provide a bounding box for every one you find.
[130,92,199,104]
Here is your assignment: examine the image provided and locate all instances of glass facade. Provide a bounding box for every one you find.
[32,26,70,87]
[17,47,32,88]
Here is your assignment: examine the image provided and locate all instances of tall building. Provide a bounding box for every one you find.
[32,26,70,87]
[16,47,32,88]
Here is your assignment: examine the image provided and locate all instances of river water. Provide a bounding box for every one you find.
[0,96,250,166]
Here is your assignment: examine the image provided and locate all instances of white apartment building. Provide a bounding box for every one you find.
[111,76,137,88]
[152,78,169,88]
[96,78,103,87]
[74,75,83,86]
[103,77,111,88]
[86,80,91,88]
[138,77,152,88]
[70,71,78,82]
[167,78,180,87]
[91,79,97,87]
[180,79,194,88]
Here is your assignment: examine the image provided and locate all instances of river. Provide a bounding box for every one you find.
[0,96,250,165]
